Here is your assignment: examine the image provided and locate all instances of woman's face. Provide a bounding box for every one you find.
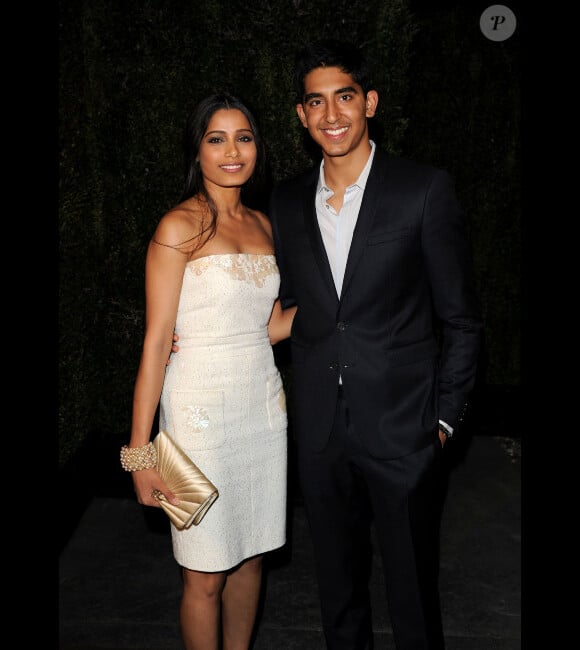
[198,108,257,190]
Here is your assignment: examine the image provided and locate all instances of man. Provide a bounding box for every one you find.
[268,39,483,649]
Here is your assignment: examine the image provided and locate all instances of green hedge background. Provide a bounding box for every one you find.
[59,0,523,467]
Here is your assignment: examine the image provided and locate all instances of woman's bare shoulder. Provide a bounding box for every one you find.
[153,200,203,250]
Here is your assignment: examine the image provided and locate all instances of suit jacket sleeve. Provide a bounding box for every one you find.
[422,169,483,430]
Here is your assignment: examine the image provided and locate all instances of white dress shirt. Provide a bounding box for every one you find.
[315,141,376,297]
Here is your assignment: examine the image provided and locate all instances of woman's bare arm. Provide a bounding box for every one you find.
[268,299,297,345]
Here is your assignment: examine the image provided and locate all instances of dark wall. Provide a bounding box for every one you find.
[59,0,523,466]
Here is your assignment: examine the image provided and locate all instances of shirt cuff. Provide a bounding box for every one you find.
[438,420,454,438]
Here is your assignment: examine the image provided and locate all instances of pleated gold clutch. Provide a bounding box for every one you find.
[152,430,219,529]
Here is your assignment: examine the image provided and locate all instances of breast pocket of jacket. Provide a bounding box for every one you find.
[168,389,226,451]
[366,227,410,247]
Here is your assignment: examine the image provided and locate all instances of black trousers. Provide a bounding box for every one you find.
[296,391,446,650]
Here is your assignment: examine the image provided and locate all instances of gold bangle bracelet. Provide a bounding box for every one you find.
[120,442,157,472]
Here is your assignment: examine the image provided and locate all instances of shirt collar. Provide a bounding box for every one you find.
[317,140,376,195]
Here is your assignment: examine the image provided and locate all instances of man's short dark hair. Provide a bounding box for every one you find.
[293,39,372,104]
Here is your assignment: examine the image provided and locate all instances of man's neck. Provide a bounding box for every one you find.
[322,139,373,191]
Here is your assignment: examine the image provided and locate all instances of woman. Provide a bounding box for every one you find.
[122,93,295,649]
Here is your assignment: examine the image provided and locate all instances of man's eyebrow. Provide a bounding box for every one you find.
[303,86,359,102]
[335,86,358,95]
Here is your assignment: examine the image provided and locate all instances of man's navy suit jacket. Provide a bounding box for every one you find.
[269,148,483,459]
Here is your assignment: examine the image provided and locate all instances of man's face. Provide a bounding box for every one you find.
[296,66,378,159]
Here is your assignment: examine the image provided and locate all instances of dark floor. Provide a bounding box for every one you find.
[59,431,521,649]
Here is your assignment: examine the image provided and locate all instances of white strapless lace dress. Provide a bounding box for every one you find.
[159,253,288,572]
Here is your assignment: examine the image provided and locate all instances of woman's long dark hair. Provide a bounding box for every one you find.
[178,93,267,251]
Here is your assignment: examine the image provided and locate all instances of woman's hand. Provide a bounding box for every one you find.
[131,468,180,507]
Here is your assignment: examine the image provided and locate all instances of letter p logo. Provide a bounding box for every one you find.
[480,5,517,42]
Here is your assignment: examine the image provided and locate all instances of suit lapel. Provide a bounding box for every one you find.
[341,152,387,299]
[301,174,339,302]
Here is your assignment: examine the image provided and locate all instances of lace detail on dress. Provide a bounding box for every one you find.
[187,254,277,288]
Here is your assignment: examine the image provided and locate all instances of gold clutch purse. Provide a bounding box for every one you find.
[152,430,219,529]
